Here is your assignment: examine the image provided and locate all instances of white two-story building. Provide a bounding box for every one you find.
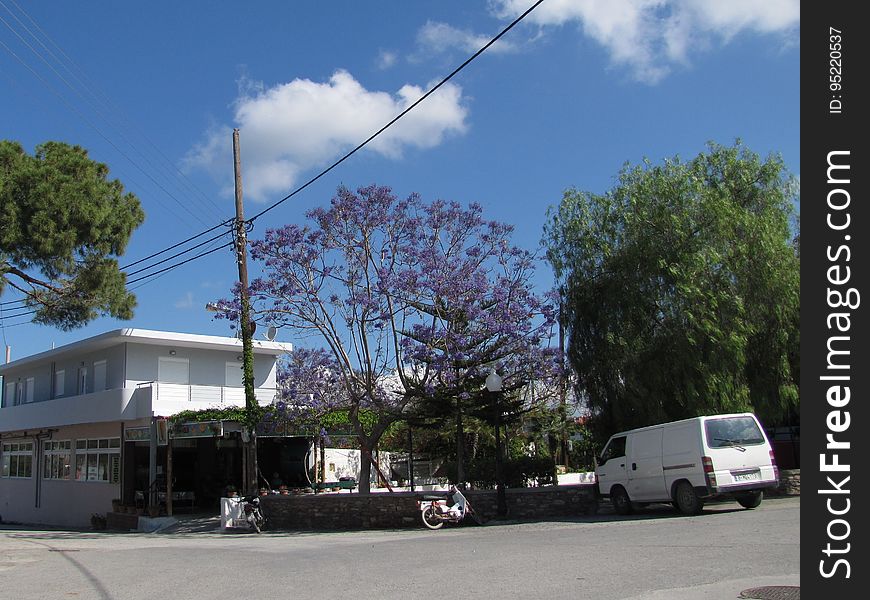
[0,328,291,527]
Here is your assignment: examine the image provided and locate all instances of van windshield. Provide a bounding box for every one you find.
[704,416,765,448]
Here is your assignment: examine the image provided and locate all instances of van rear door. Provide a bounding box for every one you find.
[627,427,666,501]
[702,415,777,489]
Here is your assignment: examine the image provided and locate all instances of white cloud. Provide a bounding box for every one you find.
[185,70,469,201]
[174,291,194,309]
[376,49,398,70]
[416,20,517,55]
[491,0,799,83]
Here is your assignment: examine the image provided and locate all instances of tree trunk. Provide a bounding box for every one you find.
[358,444,373,494]
[456,407,465,486]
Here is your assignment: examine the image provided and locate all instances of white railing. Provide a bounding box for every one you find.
[137,382,277,414]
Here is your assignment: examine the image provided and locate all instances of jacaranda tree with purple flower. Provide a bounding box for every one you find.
[216,184,560,492]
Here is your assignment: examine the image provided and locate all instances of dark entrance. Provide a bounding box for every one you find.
[257,436,313,489]
[123,429,314,512]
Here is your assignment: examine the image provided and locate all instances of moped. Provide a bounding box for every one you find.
[418,485,484,530]
[241,494,266,533]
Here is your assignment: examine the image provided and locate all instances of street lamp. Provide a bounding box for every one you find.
[485,369,507,518]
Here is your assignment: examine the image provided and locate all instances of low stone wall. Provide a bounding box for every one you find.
[467,485,598,521]
[106,511,139,531]
[771,469,800,496]
[261,484,598,531]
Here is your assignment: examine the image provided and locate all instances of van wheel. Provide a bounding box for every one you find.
[736,491,763,509]
[611,486,633,515]
[674,481,703,515]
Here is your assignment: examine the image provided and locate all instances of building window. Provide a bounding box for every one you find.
[77,367,88,395]
[43,440,72,480]
[93,360,107,392]
[75,438,121,483]
[4,381,14,407]
[158,357,190,384]
[24,377,35,403]
[225,361,243,387]
[54,369,65,398]
[1,442,34,478]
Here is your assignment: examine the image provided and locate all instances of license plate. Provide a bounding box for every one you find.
[733,471,760,482]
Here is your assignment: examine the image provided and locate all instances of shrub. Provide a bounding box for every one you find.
[442,456,556,488]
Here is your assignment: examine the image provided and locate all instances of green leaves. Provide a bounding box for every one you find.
[1,140,144,329]
[544,142,799,440]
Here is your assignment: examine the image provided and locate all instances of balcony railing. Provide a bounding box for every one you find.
[137,382,278,415]
[0,383,280,431]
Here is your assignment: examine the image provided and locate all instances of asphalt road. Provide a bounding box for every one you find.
[0,496,799,600]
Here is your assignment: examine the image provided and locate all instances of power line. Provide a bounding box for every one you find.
[119,220,233,271]
[1,0,546,328]
[125,241,234,286]
[0,0,228,223]
[123,229,232,277]
[0,19,215,229]
[0,0,229,220]
[246,0,546,225]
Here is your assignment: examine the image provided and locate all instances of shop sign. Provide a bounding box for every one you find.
[125,427,150,442]
[173,420,223,439]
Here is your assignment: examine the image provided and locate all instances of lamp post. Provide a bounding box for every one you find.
[485,369,507,518]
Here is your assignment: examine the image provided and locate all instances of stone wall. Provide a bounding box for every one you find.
[771,469,800,496]
[261,484,598,531]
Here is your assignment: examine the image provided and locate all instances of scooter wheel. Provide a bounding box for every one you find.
[422,506,444,530]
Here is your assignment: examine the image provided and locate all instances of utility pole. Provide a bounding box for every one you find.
[559,295,570,470]
[233,128,258,495]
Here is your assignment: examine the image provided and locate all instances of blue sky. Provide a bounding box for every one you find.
[1,0,800,360]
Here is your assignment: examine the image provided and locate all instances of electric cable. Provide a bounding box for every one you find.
[124,241,234,286]
[246,0,545,225]
[1,1,546,329]
[0,0,228,219]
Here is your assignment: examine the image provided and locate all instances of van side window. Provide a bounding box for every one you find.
[600,436,627,464]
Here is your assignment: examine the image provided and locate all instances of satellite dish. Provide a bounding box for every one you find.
[264,325,278,341]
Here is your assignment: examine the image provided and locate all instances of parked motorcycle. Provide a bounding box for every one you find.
[418,486,485,530]
[242,494,266,533]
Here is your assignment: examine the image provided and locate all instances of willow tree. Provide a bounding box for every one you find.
[1,140,144,329]
[543,142,799,442]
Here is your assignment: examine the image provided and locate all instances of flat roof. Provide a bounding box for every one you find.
[0,328,292,374]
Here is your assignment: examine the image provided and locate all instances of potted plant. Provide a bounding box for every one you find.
[278,484,289,495]
[90,513,107,530]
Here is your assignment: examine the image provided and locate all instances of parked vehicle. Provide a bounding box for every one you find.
[418,486,484,529]
[595,413,779,515]
[242,494,266,533]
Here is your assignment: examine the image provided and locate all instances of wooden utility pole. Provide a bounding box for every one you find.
[233,128,258,495]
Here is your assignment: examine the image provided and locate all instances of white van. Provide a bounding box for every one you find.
[595,413,779,515]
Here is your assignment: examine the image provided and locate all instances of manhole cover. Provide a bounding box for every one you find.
[739,586,800,600]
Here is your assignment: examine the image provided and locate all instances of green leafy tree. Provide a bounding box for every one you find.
[1,140,144,329]
[543,142,799,443]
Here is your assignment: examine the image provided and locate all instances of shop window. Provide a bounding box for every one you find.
[74,437,121,483]
[1,442,34,478]
[43,440,72,480]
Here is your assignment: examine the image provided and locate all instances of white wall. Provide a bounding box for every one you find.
[0,344,126,405]
[124,343,277,390]
[321,449,397,485]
